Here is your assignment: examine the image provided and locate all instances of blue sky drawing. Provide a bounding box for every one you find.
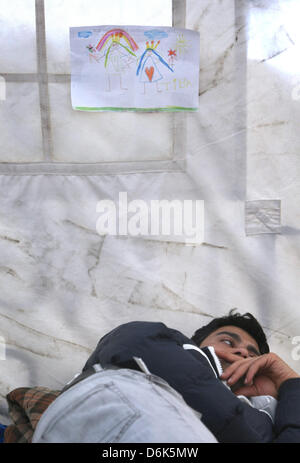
[144,29,168,40]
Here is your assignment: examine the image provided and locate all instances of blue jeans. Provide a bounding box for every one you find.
[32,366,218,443]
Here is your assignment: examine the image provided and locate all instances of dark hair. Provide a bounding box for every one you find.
[191,309,269,355]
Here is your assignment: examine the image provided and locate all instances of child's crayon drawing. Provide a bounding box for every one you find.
[89,28,138,91]
[136,40,174,94]
[70,25,199,111]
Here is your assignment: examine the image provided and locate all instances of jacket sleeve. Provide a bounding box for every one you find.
[272,378,300,442]
[83,321,276,442]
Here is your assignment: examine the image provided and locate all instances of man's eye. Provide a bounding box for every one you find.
[222,339,233,346]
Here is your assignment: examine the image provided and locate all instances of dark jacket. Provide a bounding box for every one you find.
[82,321,300,443]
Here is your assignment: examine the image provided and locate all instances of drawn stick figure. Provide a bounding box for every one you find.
[94,29,138,92]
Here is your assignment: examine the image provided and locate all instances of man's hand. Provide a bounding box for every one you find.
[215,350,300,398]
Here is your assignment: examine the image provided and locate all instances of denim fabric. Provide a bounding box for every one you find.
[32,367,218,443]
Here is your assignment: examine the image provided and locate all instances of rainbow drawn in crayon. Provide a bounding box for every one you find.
[95,29,139,67]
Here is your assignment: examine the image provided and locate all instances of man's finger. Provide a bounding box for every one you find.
[224,361,255,386]
[243,356,268,385]
[221,357,254,379]
[214,349,249,364]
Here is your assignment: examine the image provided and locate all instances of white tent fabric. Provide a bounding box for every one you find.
[1,0,300,424]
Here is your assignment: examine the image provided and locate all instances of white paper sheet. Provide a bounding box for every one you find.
[70,25,200,112]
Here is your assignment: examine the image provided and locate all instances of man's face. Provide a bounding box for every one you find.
[199,325,260,374]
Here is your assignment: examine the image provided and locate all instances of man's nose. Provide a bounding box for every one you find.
[232,347,249,359]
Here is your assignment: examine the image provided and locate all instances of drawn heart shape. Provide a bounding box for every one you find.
[145,66,154,82]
